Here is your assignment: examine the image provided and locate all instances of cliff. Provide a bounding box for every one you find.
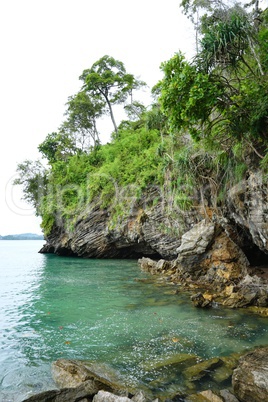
[40,172,268,260]
[40,171,268,308]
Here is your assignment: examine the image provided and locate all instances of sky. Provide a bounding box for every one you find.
[0,0,195,236]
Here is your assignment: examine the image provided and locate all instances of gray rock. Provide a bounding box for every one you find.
[232,346,268,402]
[93,391,132,402]
[52,359,96,388]
[131,390,148,402]
[176,220,215,256]
[52,359,131,394]
[219,389,239,402]
[227,172,268,254]
[22,380,97,401]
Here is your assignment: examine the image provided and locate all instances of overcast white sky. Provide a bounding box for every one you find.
[0,0,195,236]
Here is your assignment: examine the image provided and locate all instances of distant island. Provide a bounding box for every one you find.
[0,233,44,240]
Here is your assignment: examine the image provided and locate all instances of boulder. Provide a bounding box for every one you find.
[232,346,268,402]
[52,359,97,388]
[219,389,239,402]
[93,391,132,402]
[138,257,172,275]
[197,390,223,401]
[191,292,212,308]
[185,390,223,401]
[92,390,153,402]
[176,220,216,257]
[22,380,98,401]
[185,389,239,401]
[51,359,132,394]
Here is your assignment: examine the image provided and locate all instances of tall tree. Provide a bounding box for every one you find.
[79,55,146,134]
[62,91,104,149]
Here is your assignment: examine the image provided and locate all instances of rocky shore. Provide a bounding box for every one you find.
[138,219,268,312]
[32,171,268,401]
[22,346,268,402]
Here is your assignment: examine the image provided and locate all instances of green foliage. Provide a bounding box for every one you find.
[15,39,268,238]
[80,55,146,134]
[159,3,268,153]
[38,132,78,164]
[62,91,104,148]
[14,160,47,213]
[159,52,224,140]
[198,5,253,71]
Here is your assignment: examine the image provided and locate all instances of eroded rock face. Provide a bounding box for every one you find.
[232,347,268,402]
[40,170,268,263]
[176,220,216,257]
[40,202,188,260]
[227,172,268,254]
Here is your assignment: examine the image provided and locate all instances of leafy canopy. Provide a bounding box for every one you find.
[80,55,146,134]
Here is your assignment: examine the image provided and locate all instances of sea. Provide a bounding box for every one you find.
[0,240,267,401]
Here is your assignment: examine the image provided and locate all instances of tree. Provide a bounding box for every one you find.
[38,132,78,164]
[159,52,224,141]
[62,91,105,149]
[80,55,146,134]
[13,160,47,214]
[159,1,268,151]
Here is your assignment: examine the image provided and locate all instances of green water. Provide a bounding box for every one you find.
[0,241,267,401]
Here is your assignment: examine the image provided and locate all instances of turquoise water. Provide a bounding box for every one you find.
[0,241,268,401]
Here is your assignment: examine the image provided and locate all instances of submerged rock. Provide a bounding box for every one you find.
[212,353,241,383]
[183,357,223,382]
[140,353,199,371]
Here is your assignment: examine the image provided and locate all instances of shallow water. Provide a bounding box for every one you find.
[0,241,267,401]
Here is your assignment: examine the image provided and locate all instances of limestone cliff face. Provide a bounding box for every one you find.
[40,172,268,265]
[227,171,268,256]
[40,202,196,259]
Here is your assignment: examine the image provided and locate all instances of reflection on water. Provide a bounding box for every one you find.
[0,241,267,401]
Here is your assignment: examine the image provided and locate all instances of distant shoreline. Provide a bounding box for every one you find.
[0,233,44,240]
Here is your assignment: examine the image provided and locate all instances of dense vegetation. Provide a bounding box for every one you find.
[16,1,268,236]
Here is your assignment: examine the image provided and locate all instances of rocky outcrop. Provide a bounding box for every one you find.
[40,202,190,259]
[138,218,268,308]
[232,346,268,402]
[39,171,268,262]
[39,172,268,308]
